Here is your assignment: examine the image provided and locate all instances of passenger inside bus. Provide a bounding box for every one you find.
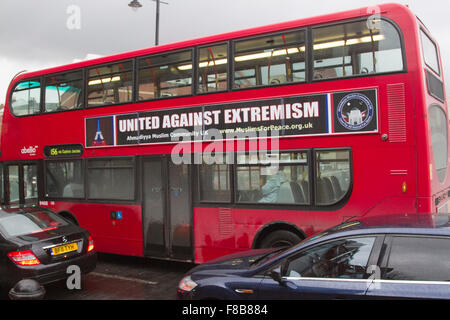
[259,170,287,203]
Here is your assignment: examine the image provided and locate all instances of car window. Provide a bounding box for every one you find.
[0,210,68,238]
[383,236,450,281]
[284,237,375,279]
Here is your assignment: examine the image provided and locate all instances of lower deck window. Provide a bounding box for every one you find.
[199,163,231,202]
[23,165,38,203]
[45,160,84,198]
[315,150,351,205]
[7,165,20,205]
[87,159,135,200]
[236,152,310,204]
[429,105,448,183]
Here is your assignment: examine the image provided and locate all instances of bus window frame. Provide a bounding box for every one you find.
[136,48,195,102]
[7,17,408,118]
[43,70,85,114]
[43,158,86,201]
[195,152,234,205]
[428,104,448,183]
[9,78,43,117]
[233,149,313,206]
[231,28,308,90]
[313,148,353,207]
[419,27,441,77]
[43,156,139,204]
[196,42,230,95]
[310,17,407,83]
[86,59,135,108]
[86,156,137,202]
[2,161,40,207]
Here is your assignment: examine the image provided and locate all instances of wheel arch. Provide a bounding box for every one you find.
[57,210,80,226]
[252,221,307,249]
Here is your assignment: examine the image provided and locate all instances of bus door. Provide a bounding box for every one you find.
[142,157,193,261]
[3,162,38,206]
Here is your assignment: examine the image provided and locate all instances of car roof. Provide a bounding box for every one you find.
[253,225,450,270]
[302,225,450,247]
[335,226,450,237]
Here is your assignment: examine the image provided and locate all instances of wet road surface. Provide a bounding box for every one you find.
[44,253,195,300]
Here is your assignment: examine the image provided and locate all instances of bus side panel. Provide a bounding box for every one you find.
[42,202,144,257]
[193,207,317,263]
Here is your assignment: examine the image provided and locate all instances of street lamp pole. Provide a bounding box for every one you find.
[155,0,160,45]
[128,0,168,46]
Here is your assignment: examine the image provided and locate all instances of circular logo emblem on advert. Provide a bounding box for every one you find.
[337,93,374,131]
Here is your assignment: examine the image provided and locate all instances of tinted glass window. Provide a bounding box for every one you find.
[0,210,68,238]
[383,236,450,281]
[0,164,3,204]
[87,158,135,200]
[285,237,375,279]
[199,154,231,202]
[45,160,84,198]
[45,71,83,112]
[87,61,133,107]
[429,105,448,183]
[234,30,306,88]
[23,165,38,204]
[315,150,351,205]
[7,165,20,205]
[426,70,445,102]
[236,152,309,204]
[138,50,192,100]
[312,20,403,80]
[11,80,41,116]
[421,30,440,75]
[197,44,228,93]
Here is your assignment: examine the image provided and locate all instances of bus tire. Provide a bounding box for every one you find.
[259,230,302,248]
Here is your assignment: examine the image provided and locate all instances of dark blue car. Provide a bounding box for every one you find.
[177,223,450,299]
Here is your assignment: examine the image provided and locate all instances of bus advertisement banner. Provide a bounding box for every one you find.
[84,89,378,147]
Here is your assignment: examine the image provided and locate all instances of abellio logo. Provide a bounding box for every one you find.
[21,145,38,156]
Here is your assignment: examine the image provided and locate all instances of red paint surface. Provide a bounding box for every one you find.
[1,4,449,263]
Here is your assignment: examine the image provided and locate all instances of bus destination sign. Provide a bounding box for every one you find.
[84,89,377,148]
[44,144,84,158]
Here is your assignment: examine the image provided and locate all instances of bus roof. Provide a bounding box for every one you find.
[10,3,413,85]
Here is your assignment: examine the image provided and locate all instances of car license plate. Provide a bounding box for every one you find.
[51,243,78,256]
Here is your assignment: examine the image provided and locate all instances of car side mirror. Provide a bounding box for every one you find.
[269,270,284,285]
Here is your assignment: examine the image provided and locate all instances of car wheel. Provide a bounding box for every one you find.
[260,230,302,248]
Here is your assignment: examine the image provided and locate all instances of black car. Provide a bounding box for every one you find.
[0,206,97,293]
[178,222,450,300]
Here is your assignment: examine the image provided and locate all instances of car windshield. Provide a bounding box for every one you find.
[253,220,365,267]
[251,247,287,267]
[0,209,68,238]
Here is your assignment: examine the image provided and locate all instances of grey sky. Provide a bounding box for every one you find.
[0,0,449,104]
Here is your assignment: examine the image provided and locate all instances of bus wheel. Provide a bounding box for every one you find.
[259,230,302,248]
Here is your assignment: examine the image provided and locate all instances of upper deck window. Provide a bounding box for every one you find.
[10,80,41,116]
[312,20,404,80]
[45,71,83,112]
[420,30,440,75]
[138,50,192,100]
[197,43,228,93]
[233,30,306,88]
[87,60,133,107]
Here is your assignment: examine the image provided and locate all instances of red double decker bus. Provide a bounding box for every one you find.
[1,3,448,263]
